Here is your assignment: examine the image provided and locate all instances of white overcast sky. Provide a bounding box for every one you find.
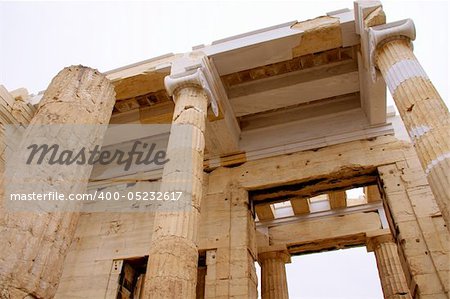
[0,1,449,298]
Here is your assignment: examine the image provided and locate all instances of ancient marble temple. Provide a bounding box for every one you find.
[0,1,448,298]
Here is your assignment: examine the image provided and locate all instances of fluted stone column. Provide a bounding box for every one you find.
[143,56,210,298]
[369,19,450,229]
[367,232,412,299]
[0,66,116,298]
[258,247,291,299]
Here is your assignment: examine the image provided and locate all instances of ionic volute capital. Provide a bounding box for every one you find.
[368,18,416,80]
[164,54,219,116]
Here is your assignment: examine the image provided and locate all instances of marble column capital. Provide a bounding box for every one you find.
[367,19,415,80]
[164,54,219,116]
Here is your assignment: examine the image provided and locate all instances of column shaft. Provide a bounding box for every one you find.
[144,86,208,298]
[259,251,290,299]
[0,66,115,298]
[376,39,450,228]
[373,241,412,299]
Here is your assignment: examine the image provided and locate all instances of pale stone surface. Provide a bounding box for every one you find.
[375,39,450,231]
[0,85,36,172]
[258,249,290,299]
[367,233,412,299]
[328,190,347,209]
[50,135,450,298]
[143,86,208,298]
[0,66,115,298]
[365,185,382,202]
[201,181,258,299]
[379,156,449,296]
[2,5,447,299]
